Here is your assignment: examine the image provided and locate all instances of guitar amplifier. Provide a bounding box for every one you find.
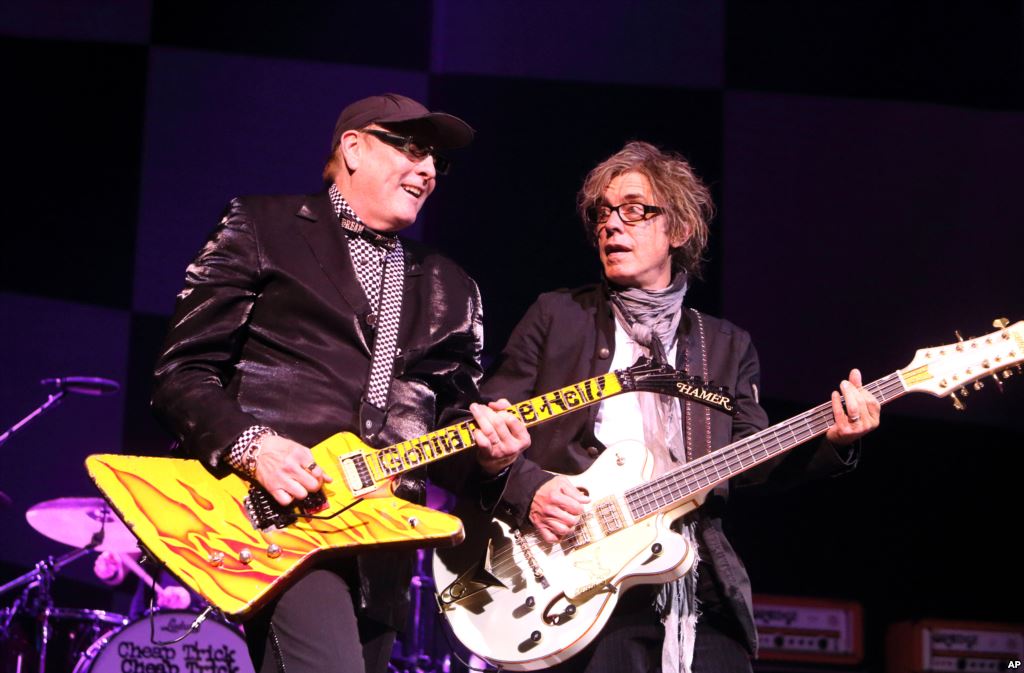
[753,594,864,665]
[886,619,1024,673]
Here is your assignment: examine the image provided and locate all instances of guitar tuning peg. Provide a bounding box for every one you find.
[959,385,970,398]
[992,317,1010,329]
[950,392,966,411]
[1003,369,1014,380]
[955,330,965,341]
[990,373,1005,392]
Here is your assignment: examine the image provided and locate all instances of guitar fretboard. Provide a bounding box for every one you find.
[623,371,912,520]
[365,372,625,481]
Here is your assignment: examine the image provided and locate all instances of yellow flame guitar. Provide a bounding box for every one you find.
[86,358,725,619]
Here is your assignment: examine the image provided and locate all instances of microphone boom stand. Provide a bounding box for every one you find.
[0,390,65,448]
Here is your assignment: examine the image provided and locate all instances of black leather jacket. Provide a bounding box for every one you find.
[151,191,487,628]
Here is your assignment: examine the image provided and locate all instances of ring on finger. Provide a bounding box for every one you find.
[848,415,861,423]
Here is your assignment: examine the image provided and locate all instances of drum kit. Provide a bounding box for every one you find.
[1,497,254,673]
[3,503,471,673]
[1,377,252,673]
[0,377,472,673]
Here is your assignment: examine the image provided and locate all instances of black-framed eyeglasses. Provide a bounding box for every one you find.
[586,202,664,226]
[361,129,451,175]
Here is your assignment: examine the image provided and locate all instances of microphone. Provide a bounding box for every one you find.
[40,376,121,397]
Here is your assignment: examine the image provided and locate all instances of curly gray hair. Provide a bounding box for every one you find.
[578,141,713,278]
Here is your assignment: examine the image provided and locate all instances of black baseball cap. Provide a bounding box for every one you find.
[331,93,475,151]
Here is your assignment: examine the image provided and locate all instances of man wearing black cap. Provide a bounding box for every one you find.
[151,93,529,673]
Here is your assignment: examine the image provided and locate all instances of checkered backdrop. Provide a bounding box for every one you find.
[2,1,1022,667]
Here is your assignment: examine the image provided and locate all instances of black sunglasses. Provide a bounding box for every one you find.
[362,129,451,175]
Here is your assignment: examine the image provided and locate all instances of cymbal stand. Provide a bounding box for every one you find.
[0,547,93,673]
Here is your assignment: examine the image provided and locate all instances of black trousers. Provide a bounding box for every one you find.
[245,563,396,673]
[542,588,752,673]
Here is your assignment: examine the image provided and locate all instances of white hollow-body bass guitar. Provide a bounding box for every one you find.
[433,319,1023,671]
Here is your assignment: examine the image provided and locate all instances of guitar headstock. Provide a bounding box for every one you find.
[899,318,1023,407]
[619,357,736,415]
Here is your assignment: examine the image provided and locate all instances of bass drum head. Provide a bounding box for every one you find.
[73,610,255,673]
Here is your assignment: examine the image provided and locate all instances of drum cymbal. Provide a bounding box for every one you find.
[26,497,138,553]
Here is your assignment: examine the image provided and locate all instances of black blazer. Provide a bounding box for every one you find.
[480,284,857,654]
[152,191,487,628]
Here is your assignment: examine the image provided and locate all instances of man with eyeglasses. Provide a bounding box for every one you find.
[151,93,529,673]
[477,141,880,672]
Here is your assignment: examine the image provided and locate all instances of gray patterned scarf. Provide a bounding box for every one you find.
[608,273,699,673]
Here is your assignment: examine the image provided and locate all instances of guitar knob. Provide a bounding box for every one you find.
[267,544,283,559]
[525,596,536,608]
[651,543,663,556]
[565,605,576,616]
[531,631,542,642]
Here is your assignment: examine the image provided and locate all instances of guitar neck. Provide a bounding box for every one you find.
[366,371,627,480]
[624,371,910,520]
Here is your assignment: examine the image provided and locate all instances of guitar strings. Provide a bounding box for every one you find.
[485,374,909,575]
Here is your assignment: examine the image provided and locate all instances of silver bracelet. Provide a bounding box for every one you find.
[229,425,277,478]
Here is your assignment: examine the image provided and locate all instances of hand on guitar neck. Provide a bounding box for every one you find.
[252,399,528,506]
[527,368,880,545]
[826,368,882,445]
[469,398,532,476]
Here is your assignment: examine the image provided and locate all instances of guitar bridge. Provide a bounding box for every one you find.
[244,485,298,530]
[244,485,330,530]
[514,528,548,587]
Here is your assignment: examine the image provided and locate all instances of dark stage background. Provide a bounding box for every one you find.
[2,2,1022,671]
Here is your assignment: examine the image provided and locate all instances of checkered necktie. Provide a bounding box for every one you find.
[329,185,404,412]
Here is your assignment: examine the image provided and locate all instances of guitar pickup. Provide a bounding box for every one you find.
[337,451,377,496]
